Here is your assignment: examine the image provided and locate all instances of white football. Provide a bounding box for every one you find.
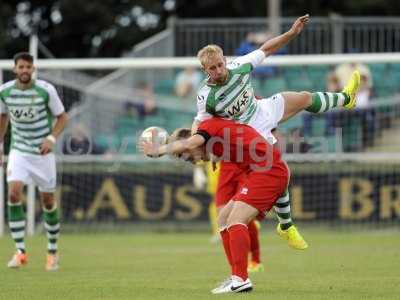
[140,126,169,145]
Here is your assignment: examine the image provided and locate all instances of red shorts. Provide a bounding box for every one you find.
[216,159,289,220]
[215,161,245,207]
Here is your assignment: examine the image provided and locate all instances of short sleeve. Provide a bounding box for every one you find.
[0,100,8,114]
[196,119,219,142]
[194,87,213,122]
[231,49,266,68]
[47,84,65,116]
[0,90,8,114]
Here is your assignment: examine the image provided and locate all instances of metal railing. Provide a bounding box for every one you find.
[173,16,400,55]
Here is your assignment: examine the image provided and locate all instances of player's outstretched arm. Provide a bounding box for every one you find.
[141,134,205,158]
[259,14,309,56]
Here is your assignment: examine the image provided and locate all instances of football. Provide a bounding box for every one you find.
[140,126,169,145]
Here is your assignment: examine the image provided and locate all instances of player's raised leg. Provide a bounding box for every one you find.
[341,70,361,109]
[275,190,308,250]
[280,70,361,122]
[7,181,28,268]
[41,192,60,271]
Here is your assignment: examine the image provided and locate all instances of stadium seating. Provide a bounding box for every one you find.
[259,77,287,96]
[93,63,399,154]
[96,108,194,154]
[154,79,175,95]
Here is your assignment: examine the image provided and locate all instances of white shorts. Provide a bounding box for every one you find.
[248,93,285,144]
[7,150,57,193]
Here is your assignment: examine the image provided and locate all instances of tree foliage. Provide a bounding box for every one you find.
[0,0,399,59]
[0,0,167,58]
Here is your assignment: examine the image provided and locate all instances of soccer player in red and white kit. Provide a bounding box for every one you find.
[140,118,289,294]
[192,14,361,254]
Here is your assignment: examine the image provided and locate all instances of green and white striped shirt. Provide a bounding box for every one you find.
[0,79,65,155]
[195,49,266,124]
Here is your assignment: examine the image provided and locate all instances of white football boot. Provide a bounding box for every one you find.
[211,275,253,294]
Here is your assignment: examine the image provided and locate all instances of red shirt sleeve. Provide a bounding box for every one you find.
[196,118,222,142]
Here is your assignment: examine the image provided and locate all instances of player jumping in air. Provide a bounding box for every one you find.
[0,52,68,271]
[192,14,361,252]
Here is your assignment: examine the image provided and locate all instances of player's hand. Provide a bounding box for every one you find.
[40,138,54,155]
[290,14,310,35]
[139,140,160,158]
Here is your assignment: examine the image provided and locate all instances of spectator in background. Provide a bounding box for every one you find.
[174,67,203,99]
[235,31,287,79]
[125,81,157,119]
[63,123,106,155]
[327,62,373,108]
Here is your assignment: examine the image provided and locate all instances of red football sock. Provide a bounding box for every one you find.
[220,228,233,273]
[228,224,250,281]
[248,220,261,263]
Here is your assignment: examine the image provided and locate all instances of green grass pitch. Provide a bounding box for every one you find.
[1,227,399,300]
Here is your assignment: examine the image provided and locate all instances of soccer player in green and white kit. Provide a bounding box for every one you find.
[192,14,360,251]
[0,52,68,271]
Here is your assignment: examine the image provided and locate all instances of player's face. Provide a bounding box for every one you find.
[14,59,35,84]
[203,54,228,84]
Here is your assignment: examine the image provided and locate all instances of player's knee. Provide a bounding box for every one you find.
[8,189,22,204]
[43,202,55,210]
[42,195,55,210]
[227,210,254,228]
[226,214,243,228]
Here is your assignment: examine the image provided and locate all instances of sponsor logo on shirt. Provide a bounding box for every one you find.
[9,107,38,121]
[225,89,251,117]
[197,95,205,103]
[240,187,248,195]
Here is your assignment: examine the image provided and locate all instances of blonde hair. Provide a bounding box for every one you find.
[197,44,224,67]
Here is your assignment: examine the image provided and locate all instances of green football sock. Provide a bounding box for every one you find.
[8,202,26,253]
[306,92,350,113]
[274,190,294,230]
[43,205,60,254]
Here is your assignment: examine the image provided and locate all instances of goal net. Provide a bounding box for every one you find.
[1,53,400,234]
